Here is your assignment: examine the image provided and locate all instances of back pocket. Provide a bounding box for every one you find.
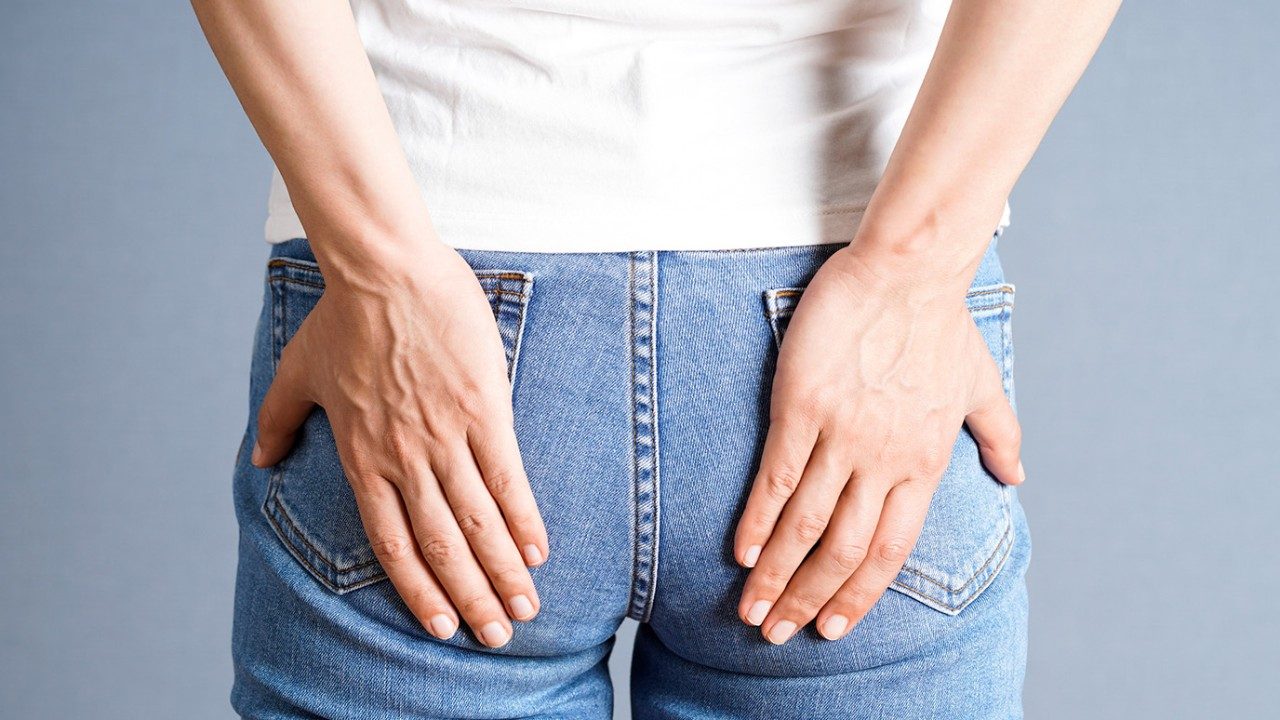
[761,282,1017,615]
[261,256,534,593]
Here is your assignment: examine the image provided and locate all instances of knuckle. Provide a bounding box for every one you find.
[876,537,913,565]
[504,509,540,534]
[455,592,493,618]
[489,565,528,589]
[483,467,519,498]
[764,471,801,501]
[840,585,875,613]
[403,585,440,613]
[477,393,515,422]
[387,474,426,503]
[788,587,828,612]
[350,470,385,492]
[758,564,793,589]
[418,536,458,565]
[914,443,949,478]
[455,383,499,420]
[789,393,830,424]
[454,511,490,539]
[368,533,416,564]
[382,428,417,466]
[742,513,773,537]
[790,512,830,545]
[826,542,869,573]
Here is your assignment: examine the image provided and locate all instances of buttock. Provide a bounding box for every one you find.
[230,235,1027,719]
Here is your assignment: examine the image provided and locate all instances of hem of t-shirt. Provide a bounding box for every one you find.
[264,202,1011,253]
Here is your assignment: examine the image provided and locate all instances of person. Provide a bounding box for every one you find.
[193,0,1119,716]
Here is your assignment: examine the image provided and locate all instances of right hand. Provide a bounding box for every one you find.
[250,239,548,648]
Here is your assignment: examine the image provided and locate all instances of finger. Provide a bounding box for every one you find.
[966,356,1024,485]
[738,435,848,632]
[253,346,314,467]
[734,412,820,568]
[468,421,549,567]
[352,476,459,641]
[397,464,518,648]
[432,445,541,622]
[816,482,933,640]
[758,479,887,644]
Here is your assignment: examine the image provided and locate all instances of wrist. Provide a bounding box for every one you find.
[308,220,453,290]
[284,177,450,286]
[836,210,996,297]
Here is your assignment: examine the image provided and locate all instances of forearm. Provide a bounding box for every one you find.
[854,0,1122,282]
[190,0,438,277]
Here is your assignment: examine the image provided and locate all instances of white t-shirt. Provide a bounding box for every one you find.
[264,0,1010,252]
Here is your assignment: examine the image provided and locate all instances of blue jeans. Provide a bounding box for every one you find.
[231,237,1030,719]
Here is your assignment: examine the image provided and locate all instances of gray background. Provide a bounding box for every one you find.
[1,1,1276,717]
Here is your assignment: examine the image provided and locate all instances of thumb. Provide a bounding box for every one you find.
[965,362,1025,486]
[252,348,315,468]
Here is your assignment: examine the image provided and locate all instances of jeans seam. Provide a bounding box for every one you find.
[627,251,661,622]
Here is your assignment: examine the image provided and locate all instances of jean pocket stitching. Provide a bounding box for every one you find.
[478,270,534,381]
[263,477,387,592]
[888,497,1014,614]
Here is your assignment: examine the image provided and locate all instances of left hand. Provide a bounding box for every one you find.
[734,240,1025,644]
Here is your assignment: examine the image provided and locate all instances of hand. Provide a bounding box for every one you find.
[250,239,549,649]
[734,241,1024,644]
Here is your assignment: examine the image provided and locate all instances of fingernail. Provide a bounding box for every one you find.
[821,615,849,640]
[479,621,510,648]
[743,545,762,568]
[766,620,798,645]
[746,600,772,626]
[509,594,535,621]
[428,614,456,640]
[523,544,544,566]
[250,441,263,467]
[1017,461,1026,484]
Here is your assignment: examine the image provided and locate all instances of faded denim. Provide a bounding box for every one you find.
[231,236,1030,719]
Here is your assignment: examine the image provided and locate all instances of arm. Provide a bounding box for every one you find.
[734,0,1122,643]
[192,0,548,647]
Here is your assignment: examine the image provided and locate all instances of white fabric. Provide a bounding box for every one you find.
[265,0,1010,252]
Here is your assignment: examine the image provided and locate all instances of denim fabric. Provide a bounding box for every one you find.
[231,236,1030,719]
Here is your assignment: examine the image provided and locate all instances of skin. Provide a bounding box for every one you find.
[734,0,1123,643]
[191,0,548,648]
[191,0,1121,651]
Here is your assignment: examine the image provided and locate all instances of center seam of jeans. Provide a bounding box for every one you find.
[626,250,661,623]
